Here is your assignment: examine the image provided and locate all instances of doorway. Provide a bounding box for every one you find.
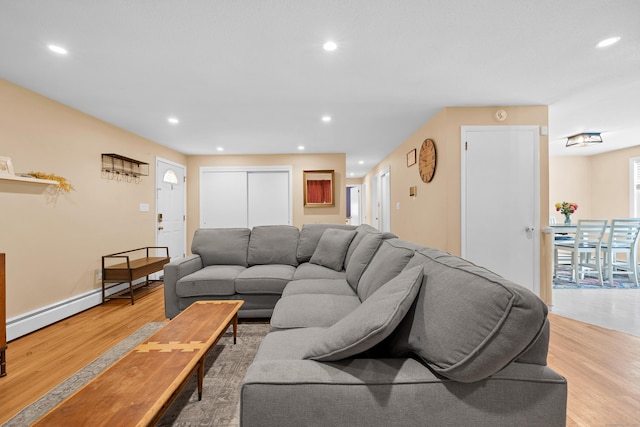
[346,184,362,226]
[461,126,540,295]
[156,158,186,262]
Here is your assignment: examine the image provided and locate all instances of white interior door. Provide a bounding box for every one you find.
[461,126,540,294]
[347,185,361,226]
[200,171,248,228]
[248,171,291,227]
[371,177,379,229]
[156,158,186,261]
[379,168,391,232]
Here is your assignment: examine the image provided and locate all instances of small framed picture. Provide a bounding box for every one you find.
[406,149,416,167]
[0,156,15,177]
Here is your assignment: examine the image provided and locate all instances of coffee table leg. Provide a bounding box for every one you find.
[198,358,204,401]
[233,314,238,344]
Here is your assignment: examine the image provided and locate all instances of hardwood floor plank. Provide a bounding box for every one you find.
[1,288,639,425]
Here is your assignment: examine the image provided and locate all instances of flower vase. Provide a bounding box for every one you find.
[564,215,571,225]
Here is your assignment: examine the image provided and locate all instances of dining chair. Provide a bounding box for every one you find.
[601,218,640,287]
[553,219,608,285]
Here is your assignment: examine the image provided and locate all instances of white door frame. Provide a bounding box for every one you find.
[155,156,187,260]
[199,165,293,227]
[460,125,540,294]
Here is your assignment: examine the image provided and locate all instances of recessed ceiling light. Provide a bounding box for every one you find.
[350,172,355,176]
[216,147,224,152]
[167,117,179,125]
[298,146,305,150]
[323,41,337,52]
[596,36,621,48]
[48,44,68,55]
[358,160,364,165]
[322,115,332,123]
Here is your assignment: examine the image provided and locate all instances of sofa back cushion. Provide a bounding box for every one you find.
[344,224,395,268]
[302,266,424,361]
[356,239,414,301]
[191,228,250,267]
[309,229,357,271]
[248,225,300,266]
[296,224,356,263]
[388,247,548,383]
[345,232,383,289]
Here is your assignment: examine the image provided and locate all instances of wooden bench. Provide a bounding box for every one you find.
[102,247,170,304]
[32,300,244,427]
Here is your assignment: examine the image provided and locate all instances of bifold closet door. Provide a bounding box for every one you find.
[200,171,248,228]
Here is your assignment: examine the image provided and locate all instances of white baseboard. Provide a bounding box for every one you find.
[7,282,132,341]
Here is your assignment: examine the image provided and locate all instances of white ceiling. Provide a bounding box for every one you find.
[1,1,639,177]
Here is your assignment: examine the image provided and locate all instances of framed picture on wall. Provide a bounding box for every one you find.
[0,156,15,177]
[407,149,416,167]
[303,170,335,207]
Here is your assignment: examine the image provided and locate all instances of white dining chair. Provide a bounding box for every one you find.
[601,218,640,287]
[553,219,608,285]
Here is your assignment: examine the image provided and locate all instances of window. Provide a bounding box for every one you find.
[163,169,179,184]
[630,157,640,216]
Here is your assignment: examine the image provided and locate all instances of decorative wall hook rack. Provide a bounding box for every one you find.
[101,154,149,183]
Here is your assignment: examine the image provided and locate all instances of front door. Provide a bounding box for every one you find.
[156,158,186,262]
[461,126,540,294]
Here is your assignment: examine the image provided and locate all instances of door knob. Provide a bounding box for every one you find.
[525,226,535,232]
[158,226,164,231]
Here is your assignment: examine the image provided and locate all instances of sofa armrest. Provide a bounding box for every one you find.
[163,254,203,319]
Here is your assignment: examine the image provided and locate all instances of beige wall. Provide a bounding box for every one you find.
[550,146,640,221]
[363,106,549,256]
[185,154,346,251]
[0,78,186,317]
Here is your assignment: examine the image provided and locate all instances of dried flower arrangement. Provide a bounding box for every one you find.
[27,171,75,193]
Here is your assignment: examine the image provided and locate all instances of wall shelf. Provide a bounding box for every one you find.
[0,175,58,194]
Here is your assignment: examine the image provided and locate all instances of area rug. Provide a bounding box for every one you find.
[2,321,272,427]
[553,268,638,289]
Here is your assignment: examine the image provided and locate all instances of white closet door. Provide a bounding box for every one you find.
[248,171,290,227]
[200,171,248,228]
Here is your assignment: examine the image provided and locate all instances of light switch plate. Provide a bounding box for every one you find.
[139,203,149,212]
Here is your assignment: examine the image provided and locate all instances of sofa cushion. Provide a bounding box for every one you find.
[282,279,356,297]
[296,224,356,263]
[271,294,361,329]
[191,228,250,267]
[345,232,383,290]
[302,266,424,361]
[387,247,548,383]
[293,263,346,281]
[309,229,357,272]
[344,224,395,268]
[175,265,245,297]
[357,240,414,301]
[247,225,300,267]
[235,264,296,294]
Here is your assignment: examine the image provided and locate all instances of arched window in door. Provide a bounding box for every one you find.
[163,169,179,185]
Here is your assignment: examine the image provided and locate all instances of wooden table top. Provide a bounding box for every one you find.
[32,300,243,427]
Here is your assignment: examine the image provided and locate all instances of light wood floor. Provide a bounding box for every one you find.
[1,286,639,426]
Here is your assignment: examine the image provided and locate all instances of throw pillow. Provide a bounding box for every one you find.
[302,266,424,361]
[309,228,357,271]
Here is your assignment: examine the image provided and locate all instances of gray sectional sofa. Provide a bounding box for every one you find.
[164,224,567,426]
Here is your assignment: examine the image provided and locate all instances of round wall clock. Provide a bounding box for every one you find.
[419,138,437,183]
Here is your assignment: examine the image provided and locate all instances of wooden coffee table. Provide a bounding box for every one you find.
[32,300,243,427]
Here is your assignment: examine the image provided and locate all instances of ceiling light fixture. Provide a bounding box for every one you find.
[298,146,305,151]
[216,147,224,152]
[48,44,68,55]
[358,160,364,165]
[322,115,332,123]
[596,36,621,48]
[167,117,179,125]
[323,41,337,52]
[565,132,603,147]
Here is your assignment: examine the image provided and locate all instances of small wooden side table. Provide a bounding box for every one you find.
[1,253,6,377]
